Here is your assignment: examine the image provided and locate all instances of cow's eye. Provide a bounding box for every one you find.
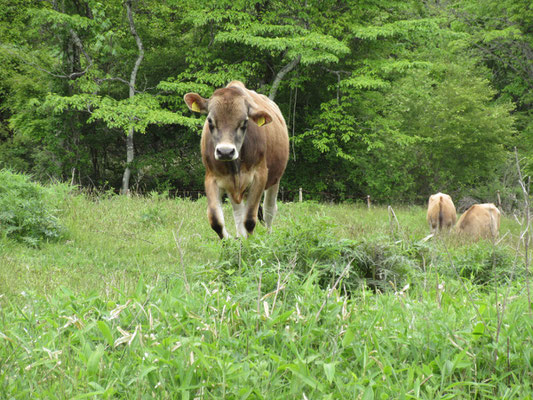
[241,120,248,131]
[207,118,214,130]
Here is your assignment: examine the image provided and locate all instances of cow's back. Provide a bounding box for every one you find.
[456,203,500,238]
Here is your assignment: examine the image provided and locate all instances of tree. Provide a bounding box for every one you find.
[0,0,524,202]
[1,0,199,191]
[447,0,533,172]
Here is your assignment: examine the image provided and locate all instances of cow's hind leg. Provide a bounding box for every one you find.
[205,175,229,239]
[263,182,279,230]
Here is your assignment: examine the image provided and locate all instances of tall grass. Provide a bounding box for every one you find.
[0,190,531,398]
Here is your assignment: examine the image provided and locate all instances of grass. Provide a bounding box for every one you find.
[1,191,532,399]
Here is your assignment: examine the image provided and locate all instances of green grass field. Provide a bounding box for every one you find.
[1,192,532,399]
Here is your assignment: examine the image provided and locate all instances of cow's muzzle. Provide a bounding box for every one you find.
[215,144,238,161]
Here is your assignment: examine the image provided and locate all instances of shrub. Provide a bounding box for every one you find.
[217,215,419,294]
[343,237,418,292]
[0,169,69,246]
[429,240,519,286]
[452,243,517,285]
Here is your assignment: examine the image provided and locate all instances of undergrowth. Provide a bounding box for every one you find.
[0,169,70,246]
[218,215,419,295]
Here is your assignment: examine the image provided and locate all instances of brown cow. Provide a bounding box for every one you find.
[427,192,457,232]
[184,81,289,239]
[456,203,500,239]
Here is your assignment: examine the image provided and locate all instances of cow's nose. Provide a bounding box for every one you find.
[215,145,237,160]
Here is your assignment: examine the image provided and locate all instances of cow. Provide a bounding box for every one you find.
[455,203,500,239]
[427,192,457,232]
[184,81,289,239]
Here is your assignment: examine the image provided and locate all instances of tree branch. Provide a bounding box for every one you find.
[324,68,350,104]
[472,41,533,90]
[1,43,90,80]
[1,17,93,80]
[68,28,93,78]
[125,0,144,99]
[268,54,301,101]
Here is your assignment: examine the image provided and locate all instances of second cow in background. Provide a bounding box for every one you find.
[456,203,500,239]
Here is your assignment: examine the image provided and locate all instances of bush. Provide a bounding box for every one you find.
[452,243,517,285]
[427,240,520,286]
[217,215,419,294]
[0,169,70,246]
[344,237,418,292]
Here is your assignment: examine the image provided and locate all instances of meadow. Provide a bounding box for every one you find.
[1,189,532,399]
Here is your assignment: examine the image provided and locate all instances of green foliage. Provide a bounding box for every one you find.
[0,0,528,201]
[449,0,533,172]
[0,169,69,246]
[45,93,200,134]
[215,25,350,65]
[373,59,515,198]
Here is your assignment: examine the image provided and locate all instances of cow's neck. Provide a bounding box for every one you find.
[229,159,241,175]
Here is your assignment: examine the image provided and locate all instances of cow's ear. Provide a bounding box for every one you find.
[184,93,208,114]
[249,110,272,127]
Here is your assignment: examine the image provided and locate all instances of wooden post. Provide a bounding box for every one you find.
[367,195,371,209]
[299,187,303,202]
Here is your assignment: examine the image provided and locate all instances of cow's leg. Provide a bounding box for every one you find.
[243,171,268,236]
[263,182,279,230]
[205,175,229,239]
[230,197,248,238]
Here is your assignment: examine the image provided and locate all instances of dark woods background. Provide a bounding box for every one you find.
[0,0,531,206]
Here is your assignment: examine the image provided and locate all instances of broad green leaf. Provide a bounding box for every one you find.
[97,321,114,347]
[472,322,485,337]
[323,362,336,384]
[87,344,105,376]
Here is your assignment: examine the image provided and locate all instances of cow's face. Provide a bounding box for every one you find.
[184,89,272,161]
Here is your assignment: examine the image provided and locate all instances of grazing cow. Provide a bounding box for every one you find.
[456,203,500,239]
[184,81,289,239]
[427,192,457,232]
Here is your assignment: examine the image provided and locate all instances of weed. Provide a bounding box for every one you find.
[0,169,70,246]
[218,215,418,295]
[438,242,519,286]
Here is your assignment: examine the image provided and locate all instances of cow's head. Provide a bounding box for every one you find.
[184,88,272,161]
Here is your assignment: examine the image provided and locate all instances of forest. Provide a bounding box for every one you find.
[0,0,531,204]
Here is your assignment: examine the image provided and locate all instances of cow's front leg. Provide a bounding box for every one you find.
[243,170,268,236]
[230,198,248,238]
[205,174,229,239]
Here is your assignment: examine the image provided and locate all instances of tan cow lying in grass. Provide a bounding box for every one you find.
[427,192,457,232]
[456,203,500,239]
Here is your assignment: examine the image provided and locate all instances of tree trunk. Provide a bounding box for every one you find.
[268,55,301,101]
[121,0,144,195]
[121,130,134,194]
